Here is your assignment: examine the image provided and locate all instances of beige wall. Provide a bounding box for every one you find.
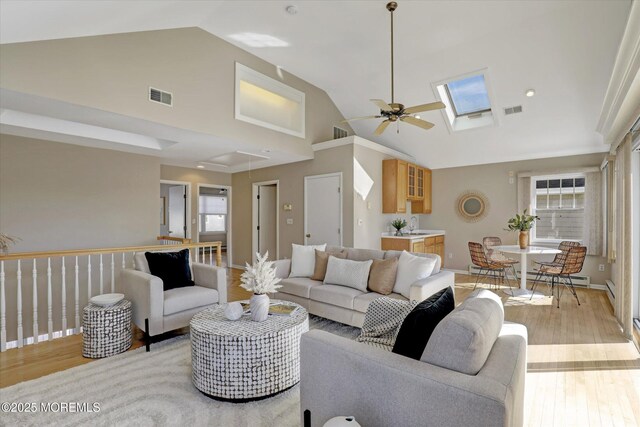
[352,144,422,249]
[0,134,161,252]
[420,153,610,284]
[0,27,352,157]
[231,145,354,266]
[160,165,231,242]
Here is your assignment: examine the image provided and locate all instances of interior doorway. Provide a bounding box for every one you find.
[304,172,342,246]
[197,184,232,267]
[252,180,279,261]
[160,181,190,239]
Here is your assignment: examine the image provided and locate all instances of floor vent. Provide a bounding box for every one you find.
[504,105,523,115]
[149,87,173,106]
[333,126,348,139]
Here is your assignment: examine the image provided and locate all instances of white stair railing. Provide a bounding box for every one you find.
[0,241,222,352]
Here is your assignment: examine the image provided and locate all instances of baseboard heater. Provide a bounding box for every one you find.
[467,265,591,287]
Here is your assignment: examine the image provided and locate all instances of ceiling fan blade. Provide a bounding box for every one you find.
[341,115,381,123]
[374,120,392,135]
[370,99,393,112]
[403,101,446,114]
[400,116,435,130]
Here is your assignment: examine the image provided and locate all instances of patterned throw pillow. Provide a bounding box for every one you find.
[311,249,347,281]
[356,297,417,350]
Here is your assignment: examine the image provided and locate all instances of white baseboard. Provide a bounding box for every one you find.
[230,264,245,270]
[443,268,469,275]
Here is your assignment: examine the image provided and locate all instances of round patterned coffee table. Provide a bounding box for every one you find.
[190,300,308,402]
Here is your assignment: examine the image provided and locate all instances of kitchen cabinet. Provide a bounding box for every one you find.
[407,163,417,200]
[382,159,408,213]
[380,234,445,267]
[411,168,432,214]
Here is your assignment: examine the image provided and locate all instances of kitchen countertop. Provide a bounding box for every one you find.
[381,230,445,240]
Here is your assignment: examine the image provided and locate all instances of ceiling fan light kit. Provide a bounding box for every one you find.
[342,2,445,135]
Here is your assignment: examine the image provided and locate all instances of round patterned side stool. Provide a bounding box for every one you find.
[82,299,132,358]
[190,300,309,402]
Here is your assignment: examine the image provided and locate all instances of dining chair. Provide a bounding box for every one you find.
[533,240,581,268]
[482,236,518,281]
[530,246,586,308]
[468,242,514,292]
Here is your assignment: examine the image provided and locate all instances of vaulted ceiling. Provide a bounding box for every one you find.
[0,0,632,169]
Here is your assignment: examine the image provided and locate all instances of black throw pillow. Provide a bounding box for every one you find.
[144,249,195,291]
[392,287,455,360]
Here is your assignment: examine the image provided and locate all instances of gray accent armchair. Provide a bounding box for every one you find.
[120,252,226,351]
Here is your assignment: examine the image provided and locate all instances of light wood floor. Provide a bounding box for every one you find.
[1,270,638,426]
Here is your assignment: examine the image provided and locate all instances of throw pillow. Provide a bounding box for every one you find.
[421,289,504,375]
[356,297,418,350]
[289,243,327,278]
[323,256,373,291]
[144,249,195,291]
[391,287,455,360]
[368,257,399,295]
[311,249,347,281]
[393,251,437,298]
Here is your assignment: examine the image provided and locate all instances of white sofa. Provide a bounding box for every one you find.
[273,246,455,328]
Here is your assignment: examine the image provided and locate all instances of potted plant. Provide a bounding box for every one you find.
[507,210,540,249]
[391,219,407,236]
[0,233,19,255]
[240,251,282,322]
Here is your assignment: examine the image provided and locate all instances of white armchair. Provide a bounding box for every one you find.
[120,252,227,351]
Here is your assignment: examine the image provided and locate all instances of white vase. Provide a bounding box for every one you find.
[250,293,270,322]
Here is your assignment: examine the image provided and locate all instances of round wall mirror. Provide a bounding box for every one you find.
[456,192,489,222]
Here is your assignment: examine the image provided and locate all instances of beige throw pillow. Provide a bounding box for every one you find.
[368,257,399,295]
[311,249,346,281]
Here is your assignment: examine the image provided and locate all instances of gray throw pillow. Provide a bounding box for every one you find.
[421,290,504,375]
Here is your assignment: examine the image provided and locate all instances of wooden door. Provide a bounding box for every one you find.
[397,160,407,212]
[382,159,407,213]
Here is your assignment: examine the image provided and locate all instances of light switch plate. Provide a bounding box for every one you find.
[286,218,293,225]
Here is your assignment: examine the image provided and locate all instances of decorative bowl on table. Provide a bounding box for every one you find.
[89,293,124,307]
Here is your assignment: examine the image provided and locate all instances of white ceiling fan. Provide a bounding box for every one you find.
[342,1,445,135]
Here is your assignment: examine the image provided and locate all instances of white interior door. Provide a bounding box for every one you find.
[168,185,186,238]
[305,173,342,246]
[258,184,278,257]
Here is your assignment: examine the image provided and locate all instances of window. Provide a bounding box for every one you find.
[531,174,585,242]
[433,69,496,133]
[445,75,491,117]
[199,195,227,234]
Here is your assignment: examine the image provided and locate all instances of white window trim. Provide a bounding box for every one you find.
[431,68,499,134]
[530,172,586,245]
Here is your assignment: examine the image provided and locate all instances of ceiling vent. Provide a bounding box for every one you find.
[149,87,172,106]
[333,126,348,139]
[503,105,523,116]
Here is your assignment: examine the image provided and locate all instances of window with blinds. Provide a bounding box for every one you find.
[199,195,227,233]
[532,175,585,241]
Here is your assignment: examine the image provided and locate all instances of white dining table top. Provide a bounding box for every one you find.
[492,245,561,255]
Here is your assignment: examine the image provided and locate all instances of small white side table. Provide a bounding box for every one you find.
[492,245,561,298]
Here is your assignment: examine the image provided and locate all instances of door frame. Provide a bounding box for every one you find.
[304,172,343,246]
[160,180,192,240]
[196,183,232,268]
[252,180,280,261]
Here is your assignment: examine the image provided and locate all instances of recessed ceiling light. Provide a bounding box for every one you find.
[286,5,298,15]
[197,165,205,169]
[525,89,536,97]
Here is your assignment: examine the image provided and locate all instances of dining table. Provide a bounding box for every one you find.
[492,245,562,298]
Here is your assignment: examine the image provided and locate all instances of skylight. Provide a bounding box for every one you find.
[445,75,491,116]
[228,33,289,48]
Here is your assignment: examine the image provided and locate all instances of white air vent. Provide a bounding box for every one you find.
[149,87,172,106]
[333,126,348,139]
[504,105,523,115]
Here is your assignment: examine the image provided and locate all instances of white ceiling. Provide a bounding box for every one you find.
[0,0,632,169]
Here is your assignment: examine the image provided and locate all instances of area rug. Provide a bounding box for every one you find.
[0,316,360,427]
